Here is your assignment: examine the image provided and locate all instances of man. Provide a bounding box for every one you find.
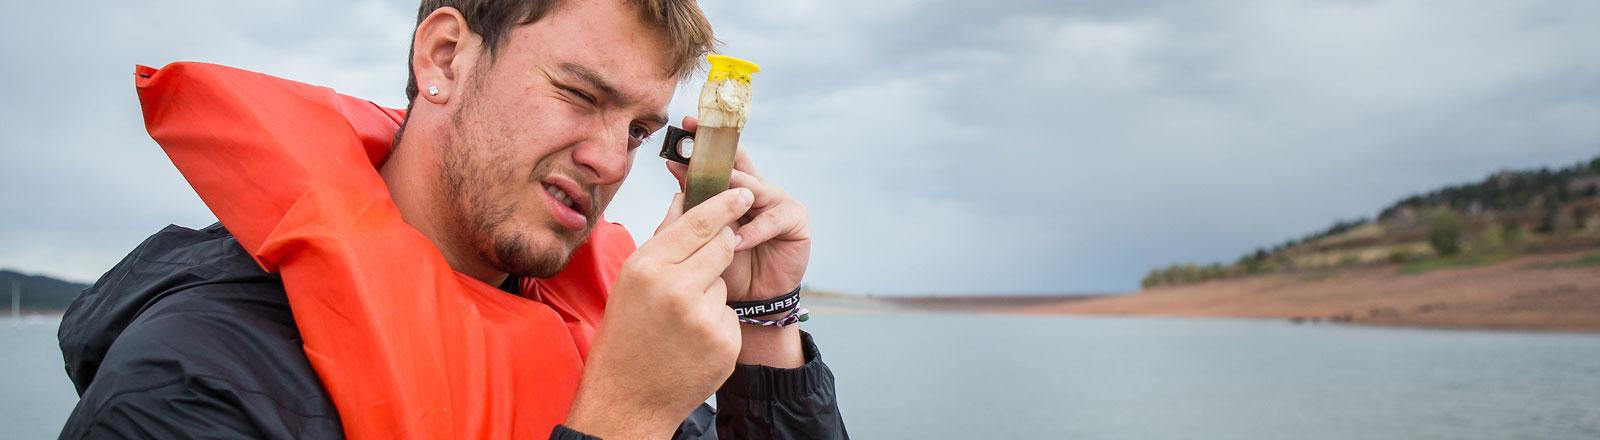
[57,0,846,438]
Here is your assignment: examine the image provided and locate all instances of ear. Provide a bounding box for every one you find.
[411,7,479,105]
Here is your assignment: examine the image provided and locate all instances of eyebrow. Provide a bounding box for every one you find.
[558,62,669,126]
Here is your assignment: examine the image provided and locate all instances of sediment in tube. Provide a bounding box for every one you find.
[684,55,759,210]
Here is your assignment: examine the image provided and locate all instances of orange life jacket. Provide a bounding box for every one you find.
[136,62,630,438]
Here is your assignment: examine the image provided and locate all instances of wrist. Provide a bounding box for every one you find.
[564,394,679,439]
[737,322,803,367]
[565,363,684,438]
[727,285,801,318]
[729,284,806,367]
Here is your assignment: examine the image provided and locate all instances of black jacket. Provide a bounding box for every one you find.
[59,224,848,439]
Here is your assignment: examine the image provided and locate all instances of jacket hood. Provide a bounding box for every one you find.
[58,223,271,394]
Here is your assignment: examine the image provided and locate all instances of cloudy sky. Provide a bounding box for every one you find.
[2,0,1597,295]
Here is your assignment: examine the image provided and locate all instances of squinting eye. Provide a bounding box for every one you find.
[564,86,596,104]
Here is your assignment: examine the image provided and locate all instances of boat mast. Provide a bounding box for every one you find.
[10,280,18,321]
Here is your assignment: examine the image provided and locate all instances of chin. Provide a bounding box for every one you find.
[487,226,579,279]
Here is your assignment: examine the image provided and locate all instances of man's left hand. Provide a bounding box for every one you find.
[667,116,811,304]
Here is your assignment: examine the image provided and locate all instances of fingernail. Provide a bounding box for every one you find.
[737,188,754,207]
[731,232,743,248]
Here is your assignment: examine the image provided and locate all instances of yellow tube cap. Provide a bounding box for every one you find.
[706,55,760,83]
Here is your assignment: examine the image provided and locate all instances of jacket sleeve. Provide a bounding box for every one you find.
[715,331,850,439]
[549,424,598,440]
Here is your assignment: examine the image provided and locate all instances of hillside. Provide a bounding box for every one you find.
[1037,250,1600,332]
[1100,154,1600,331]
[1143,155,1600,288]
[1,269,90,313]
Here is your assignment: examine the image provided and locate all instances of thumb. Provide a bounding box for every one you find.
[666,160,688,191]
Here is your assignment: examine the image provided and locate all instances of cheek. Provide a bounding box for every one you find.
[474,104,558,172]
[596,155,635,208]
[454,126,533,214]
[596,185,622,211]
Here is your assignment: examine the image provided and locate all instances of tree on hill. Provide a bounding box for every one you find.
[1427,211,1465,255]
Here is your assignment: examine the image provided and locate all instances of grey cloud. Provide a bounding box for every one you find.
[684,0,1600,293]
[3,0,1597,295]
[0,0,415,281]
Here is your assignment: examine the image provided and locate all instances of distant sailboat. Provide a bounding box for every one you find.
[10,280,18,325]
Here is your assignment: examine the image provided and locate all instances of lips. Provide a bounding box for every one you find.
[540,177,592,230]
[545,184,578,211]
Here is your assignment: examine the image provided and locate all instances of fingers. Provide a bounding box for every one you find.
[655,192,685,236]
[732,148,759,177]
[733,202,809,252]
[665,166,808,252]
[726,169,776,209]
[639,187,753,264]
[703,276,728,305]
[666,160,688,192]
[657,119,797,252]
[679,226,739,291]
[724,169,809,251]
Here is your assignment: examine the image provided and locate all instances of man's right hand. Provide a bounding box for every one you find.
[564,187,755,438]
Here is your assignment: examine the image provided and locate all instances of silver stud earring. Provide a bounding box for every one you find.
[427,85,440,96]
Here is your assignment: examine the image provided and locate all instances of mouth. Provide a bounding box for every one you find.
[540,177,592,231]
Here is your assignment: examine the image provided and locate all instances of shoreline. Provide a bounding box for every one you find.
[1027,253,1600,333]
[812,250,1600,333]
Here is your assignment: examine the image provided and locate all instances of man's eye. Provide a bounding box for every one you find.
[626,125,654,150]
[563,86,596,104]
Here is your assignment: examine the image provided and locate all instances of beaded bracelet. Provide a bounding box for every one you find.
[737,307,810,327]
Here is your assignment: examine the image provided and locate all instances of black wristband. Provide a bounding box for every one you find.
[727,285,802,317]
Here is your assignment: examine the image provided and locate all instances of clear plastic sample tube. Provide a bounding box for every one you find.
[683,55,760,210]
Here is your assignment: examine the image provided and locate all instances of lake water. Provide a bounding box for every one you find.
[5,313,1600,439]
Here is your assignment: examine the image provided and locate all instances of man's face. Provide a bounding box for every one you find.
[443,0,675,278]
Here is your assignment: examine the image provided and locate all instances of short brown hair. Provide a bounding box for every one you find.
[403,0,717,102]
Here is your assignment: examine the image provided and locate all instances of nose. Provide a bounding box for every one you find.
[571,120,632,186]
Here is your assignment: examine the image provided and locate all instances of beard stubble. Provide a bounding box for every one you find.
[439,71,587,279]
